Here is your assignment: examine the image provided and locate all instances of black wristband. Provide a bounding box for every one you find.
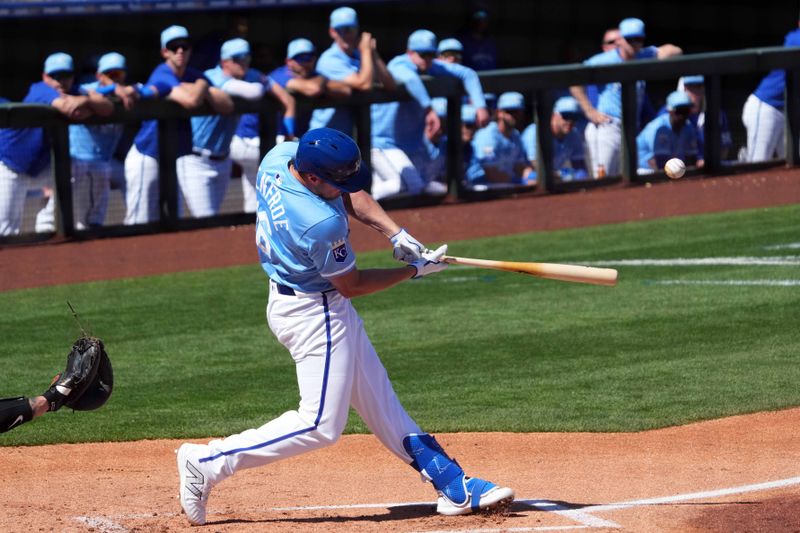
[42,387,67,412]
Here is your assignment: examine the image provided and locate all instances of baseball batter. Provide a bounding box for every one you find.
[177,128,514,525]
[742,20,800,162]
[570,17,682,177]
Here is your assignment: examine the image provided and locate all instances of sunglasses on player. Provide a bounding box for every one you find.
[166,40,192,52]
[292,53,316,63]
[49,71,74,81]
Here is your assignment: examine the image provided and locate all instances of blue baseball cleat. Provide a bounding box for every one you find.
[435,474,515,515]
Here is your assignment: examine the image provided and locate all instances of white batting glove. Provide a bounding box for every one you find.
[410,244,448,279]
[390,228,427,263]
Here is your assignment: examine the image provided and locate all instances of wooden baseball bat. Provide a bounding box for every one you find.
[441,255,618,286]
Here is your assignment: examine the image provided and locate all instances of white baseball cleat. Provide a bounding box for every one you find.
[177,443,212,525]
[436,476,515,516]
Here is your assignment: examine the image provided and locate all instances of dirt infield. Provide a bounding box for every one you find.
[1,169,799,531]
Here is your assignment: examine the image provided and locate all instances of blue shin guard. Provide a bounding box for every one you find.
[402,433,468,505]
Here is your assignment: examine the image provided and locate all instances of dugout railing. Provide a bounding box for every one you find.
[0,45,799,243]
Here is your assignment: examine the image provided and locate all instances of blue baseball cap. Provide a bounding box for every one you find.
[666,90,692,111]
[619,17,645,39]
[221,38,250,60]
[287,38,315,59]
[497,91,525,111]
[44,52,74,75]
[330,6,358,29]
[461,104,477,124]
[295,127,369,193]
[681,75,705,86]
[97,52,126,73]
[408,29,437,54]
[161,25,189,49]
[554,96,581,118]
[437,38,463,54]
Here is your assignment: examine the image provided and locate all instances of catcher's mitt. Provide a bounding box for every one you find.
[44,337,112,412]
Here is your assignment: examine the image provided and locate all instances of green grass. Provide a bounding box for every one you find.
[2,205,799,445]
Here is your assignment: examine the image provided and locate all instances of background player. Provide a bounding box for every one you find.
[0,52,112,235]
[636,90,699,174]
[123,25,233,225]
[188,38,290,218]
[309,6,396,132]
[741,18,800,162]
[176,127,514,526]
[521,96,588,182]
[569,17,682,177]
[370,29,489,200]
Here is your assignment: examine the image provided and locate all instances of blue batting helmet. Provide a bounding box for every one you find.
[295,128,369,193]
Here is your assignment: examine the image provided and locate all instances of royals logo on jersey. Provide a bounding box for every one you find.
[332,239,348,263]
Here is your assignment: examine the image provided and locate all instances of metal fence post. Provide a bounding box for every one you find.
[534,89,555,192]
[704,74,722,173]
[258,99,278,160]
[355,103,372,190]
[785,68,800,166]
[49,119,74,237]
[157,118,179,231]
[620,81,638,182]
[445,94,463,199]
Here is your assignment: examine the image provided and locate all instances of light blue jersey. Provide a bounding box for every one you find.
[191,66,263,157]
[584,47,657,120]
[636,113,699,170]
[255,142,356,292]
[470,122,526,183]
[310,43,361,133]
[521,123,585,170]
[371,56,486,154]
[69,81,123,162]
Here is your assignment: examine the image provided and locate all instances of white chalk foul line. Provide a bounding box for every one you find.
[584,256,800,266]
[650,279,800,286]
[763,242,800,250]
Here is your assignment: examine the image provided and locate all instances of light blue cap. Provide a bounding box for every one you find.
[161,25,189,49]
[437,38,463,54]
[44,52,74,75]
[666,90,692,110]
[408,29,437,53]
[619,17,645,39]
[97,52,126,73]
[431,97,448,118]
[330,6,358,28]
[461,104,476,124]
[554,96,581,117]
[221,38,250,60]
[497,91,525,111]
[287,38,315,59]
[681,75,705,86]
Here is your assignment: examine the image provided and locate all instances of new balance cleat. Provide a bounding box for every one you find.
[436,476,515,516]
[177,443,212,525]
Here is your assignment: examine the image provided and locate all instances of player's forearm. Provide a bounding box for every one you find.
[374,55,396,91]
[271,82,296,116]
[569,85,594,115]
[346,190,401,238]
[333,266,415,298]
[353,49,376,90]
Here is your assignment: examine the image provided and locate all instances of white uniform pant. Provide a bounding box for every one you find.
[230,135,260,213]
[0,160,53,236]
[179,154,232,218]
[370,147,426,200]
[71,159,111,229]
[742,94,785,162]
[124,145,199,224]
[197,283,421,484]
[584,117,621,177]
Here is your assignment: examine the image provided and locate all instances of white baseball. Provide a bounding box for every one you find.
[664,158,686,179]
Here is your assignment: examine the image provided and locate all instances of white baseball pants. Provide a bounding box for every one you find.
[584,117,621,177]
[370,147,426,200]
[742,94,785,162]
[0,160,53,236]
[179,154,232,218]
[196,283,421,484]
[124,145,198,224]
[71,159,111,229]
[230,135,260,213]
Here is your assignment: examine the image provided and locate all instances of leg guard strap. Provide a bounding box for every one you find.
[403,433,467,505]
[0,396,33,433]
